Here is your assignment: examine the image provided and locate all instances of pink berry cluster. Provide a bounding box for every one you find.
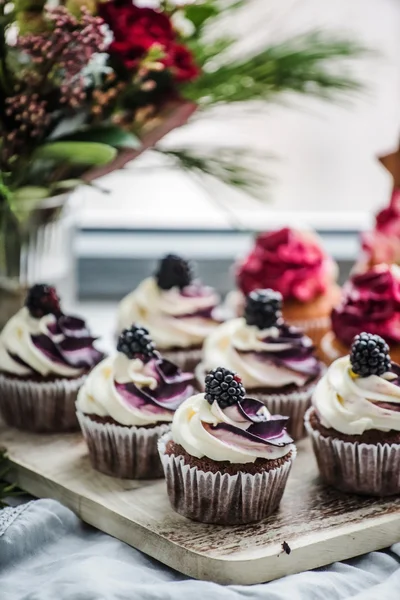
[17,7,106,108]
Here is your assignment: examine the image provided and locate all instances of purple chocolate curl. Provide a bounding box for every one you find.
[115,358,195,415]
[204,420,293,448]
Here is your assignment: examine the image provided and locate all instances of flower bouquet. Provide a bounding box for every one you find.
[0,0,365,323]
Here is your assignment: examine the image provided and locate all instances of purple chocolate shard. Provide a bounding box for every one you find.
[227,397,269,423]
[155,359,194,386]
[204,421,293,447]
[115,358,194,413]
[58,315,92,339]
[32,334,66,365]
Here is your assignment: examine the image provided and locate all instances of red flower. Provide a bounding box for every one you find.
[162,43,199,82]
[236,227,335,302]
[100,0,199,82]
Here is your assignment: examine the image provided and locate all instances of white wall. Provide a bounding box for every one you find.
[79,0,400,232]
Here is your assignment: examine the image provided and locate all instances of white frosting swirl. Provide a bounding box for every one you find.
[200,318,310,388]
[76,354,175,426]
[117,277,220,349]
[171,392,294,463]
[313,356,400,434]
[0,307,83,378]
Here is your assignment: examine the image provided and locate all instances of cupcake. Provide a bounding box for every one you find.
[116,254,221,372]
[196,290,323,439]
[358,189,400,270]
[158,366,296,524]
[231,227,341,347]
[305,332,400,496]
[321,264,400,365]
[0,284,103,432]
[76,324,195,479]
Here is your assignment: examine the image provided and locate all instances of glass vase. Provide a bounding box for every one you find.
[0,194,76,330]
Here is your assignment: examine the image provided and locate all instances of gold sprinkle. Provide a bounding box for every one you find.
[349,369,359,380]
[188,408,196,420]
[102,366,112,379]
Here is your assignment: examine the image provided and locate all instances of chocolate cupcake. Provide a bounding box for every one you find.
[116,254,221,372]
[321,264,400,365]
[196,290,323,439]
[231,228,341,348]
[305,332,400,496]
[76,324,195,479]
[0,284,103,432]
[158,366,296,524]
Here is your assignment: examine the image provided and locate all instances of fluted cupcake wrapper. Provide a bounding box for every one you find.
[0,373,85,432]
[158,432,296,525]
[304,407,400,496]
[77,410,170,479]
[161,347,202,373]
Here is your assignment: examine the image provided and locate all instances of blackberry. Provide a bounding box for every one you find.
[25,284,61,318]
[205,367,245,408]
[244,289,282,329]
[117,325,158,361]
[155,254,193,290]
[350,332,391,377]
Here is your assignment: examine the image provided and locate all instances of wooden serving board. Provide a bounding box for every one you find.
[2,424,400,585]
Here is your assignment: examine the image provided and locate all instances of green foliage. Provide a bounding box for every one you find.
[34,141,117,167]
[155,146,269,199]
[184,32,367,106]
[0,449,22,508]
[55,125,140,150]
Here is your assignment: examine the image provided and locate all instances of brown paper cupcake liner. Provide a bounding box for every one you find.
[196,365,321,440]
[304,407,400,496]
[158,432,296,525]
[0,373,85,432]
[77,410,170,479]
[161,347,202,373]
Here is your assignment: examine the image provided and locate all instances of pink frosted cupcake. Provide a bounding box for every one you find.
[77,324,195,479]
[159,366,296,524]
[196,290,323,439]
[321,264,400,365]
[359,189,400,269]
[305,332,400,496]
[230,227,340,348]
[116,254,221,372]
[0,284,103,432]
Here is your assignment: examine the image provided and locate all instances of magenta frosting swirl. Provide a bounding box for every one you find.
[236,227,335,302]
[361,189,400,266]
[331,265,400,346]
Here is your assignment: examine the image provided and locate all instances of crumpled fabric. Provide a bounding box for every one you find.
[0,499,399,600]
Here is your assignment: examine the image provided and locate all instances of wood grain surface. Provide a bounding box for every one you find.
[1,425,400,585]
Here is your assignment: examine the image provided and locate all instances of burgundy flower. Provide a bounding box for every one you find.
[331,265,400,346]
[99,0,199,82]
[236,228,335,302]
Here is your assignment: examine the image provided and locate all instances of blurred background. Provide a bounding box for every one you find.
[76,0,400,301]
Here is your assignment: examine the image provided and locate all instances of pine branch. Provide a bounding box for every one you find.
[154,146,271,198]
[183,31,368,106]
